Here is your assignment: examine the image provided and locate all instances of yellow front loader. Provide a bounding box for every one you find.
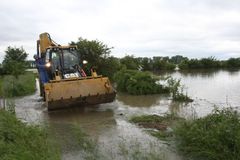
[36,33,116,110]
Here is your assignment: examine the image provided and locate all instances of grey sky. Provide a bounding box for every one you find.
[0,0,240,62]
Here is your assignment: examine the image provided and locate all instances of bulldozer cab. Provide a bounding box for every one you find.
[45,47,83,80]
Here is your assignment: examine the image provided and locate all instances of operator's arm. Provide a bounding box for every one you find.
[36,59,46,69]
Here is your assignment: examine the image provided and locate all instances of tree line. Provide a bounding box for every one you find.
[1,38,240,79]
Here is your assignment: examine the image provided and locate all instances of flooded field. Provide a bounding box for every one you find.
[15,69,240,160]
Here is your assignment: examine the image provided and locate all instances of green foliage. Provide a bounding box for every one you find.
[0,77,2,96]
[152,57,176,71]
[169,55,188,64]
[224,58,240,68]
[2,46,28,78]
[179,57,240,70]
[98,56,121,80]
[167,78,193,102]
[0,110,60,160]
[120,55,140,70]
[71,38,113,76]
[130,114,183,125]
[119,55,177,71]
[4,99,16,114]
[0,66,5,75]
[1,72,36,97]
[174,108,240,160]
[114,69,192,101]
[114,69,166,95]
[130,114,184,141]
[138,57,153,71]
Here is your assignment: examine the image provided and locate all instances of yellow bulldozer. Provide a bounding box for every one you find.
[36,33,116,110]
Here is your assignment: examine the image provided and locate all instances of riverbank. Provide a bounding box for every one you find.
[0,109,60,160]
[0,72,36,97]
[130,108,240,160]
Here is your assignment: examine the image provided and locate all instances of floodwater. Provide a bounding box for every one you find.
[14,69,240,160]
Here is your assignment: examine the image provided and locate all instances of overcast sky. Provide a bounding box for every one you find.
[0,0,240,62]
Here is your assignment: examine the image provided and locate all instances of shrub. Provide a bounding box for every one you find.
[114,69,166,95]
[0,110,60,160]
[114,69,192,102]
[174,108,240,160]
[167,77,192,102]
[1,72,36,97]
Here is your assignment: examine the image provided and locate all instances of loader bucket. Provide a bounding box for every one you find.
[44,76,116,110]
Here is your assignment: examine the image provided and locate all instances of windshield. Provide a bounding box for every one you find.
[62,50,79,70]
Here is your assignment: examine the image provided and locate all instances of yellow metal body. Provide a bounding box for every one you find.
[37,32,77,57]
[37,32,116,110]
[44,76,116,110]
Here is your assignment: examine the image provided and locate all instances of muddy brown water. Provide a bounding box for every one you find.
[15,69,240,160]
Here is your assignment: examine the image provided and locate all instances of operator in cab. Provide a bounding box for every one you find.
[34,54,49,84]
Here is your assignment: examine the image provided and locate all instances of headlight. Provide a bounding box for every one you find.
[45,62,51,67]
[83,60,88,64]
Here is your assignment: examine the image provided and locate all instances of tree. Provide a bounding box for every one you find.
[225,58,240,68]
[152,56,176,71]
[120,55,140,70]
[2,46,28,78]
[170,55,188,64]
[98,56,121,80]
[71,37,111,67]
[71,38,120,79]
[138,57,153,71]
[71,38,109,63]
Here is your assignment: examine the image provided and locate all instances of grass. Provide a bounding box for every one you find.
[174,108,240,160]
[130,114,183,126]
[130,114,184,140]
[1,72,36,97]
[0,109,60,160]
[130,108,240,160]
[118,138,165,160]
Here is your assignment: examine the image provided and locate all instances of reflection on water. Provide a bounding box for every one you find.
[117,92,169,107]
[14,70,240,159]
[168,70,240,107]
[46,107,116,137]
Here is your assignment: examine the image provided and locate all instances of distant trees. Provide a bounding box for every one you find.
[120,55,177,71]
[120,55,140,70]
[70,37,240,79]
[2,46,28,78]
[152,56,176,71]
[0,63,4,75]
[119,55,240,71]
[223,58,240,68]
[179,57,240,69]
[169,55,188,64]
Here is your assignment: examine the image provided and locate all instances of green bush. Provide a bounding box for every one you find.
[1,72,36,97]
[174,108,240,160]
[0,110,60,160]
[114,69,192,102]
[167,78,193,102]
[114,69,167,95]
